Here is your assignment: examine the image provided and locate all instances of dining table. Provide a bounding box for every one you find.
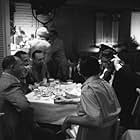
[25,82,81,125]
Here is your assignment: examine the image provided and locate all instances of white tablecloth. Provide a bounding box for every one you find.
[26,92,78,125]
[121,130,140,140]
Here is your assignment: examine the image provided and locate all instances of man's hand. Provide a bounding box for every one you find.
[111,55,124,71]
[54,96,80,104]
[40,78,49,86]
[54,96,69,104]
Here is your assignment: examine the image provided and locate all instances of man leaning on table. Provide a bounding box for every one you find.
[62,56,121,140]
[28,27,51,85]
[29,26,51,66]
[0,55,34,140]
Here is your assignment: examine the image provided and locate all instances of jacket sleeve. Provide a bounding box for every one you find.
[4,85,30,111]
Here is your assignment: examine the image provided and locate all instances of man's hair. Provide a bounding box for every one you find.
[80,56,100,77]
[32,50,43,59]
[14,51,27,59]
[2,55,17,70]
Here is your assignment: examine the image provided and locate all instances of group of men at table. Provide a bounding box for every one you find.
[0,27,140,140]
[14,27,69,92]
[0,26,70,140]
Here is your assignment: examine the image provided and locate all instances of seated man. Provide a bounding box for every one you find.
[14,50,32,93]
[0,55,34,140]
[62,56,121,140]
[29,34,52,84]
[29,27,51,65]
[26,50,49,85]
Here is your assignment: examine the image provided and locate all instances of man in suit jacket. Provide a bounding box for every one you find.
[0,55,33,140]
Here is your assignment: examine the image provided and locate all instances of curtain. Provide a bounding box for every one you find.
[96,12,119,46]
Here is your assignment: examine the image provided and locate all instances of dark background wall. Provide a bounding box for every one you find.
[52,6,132,60]
[118,11,131,43]
[65,0,139,9]
[53,7,96,59]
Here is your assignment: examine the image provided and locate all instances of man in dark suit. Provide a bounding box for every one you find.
[47,29,69,81]
[112,56,140,129]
